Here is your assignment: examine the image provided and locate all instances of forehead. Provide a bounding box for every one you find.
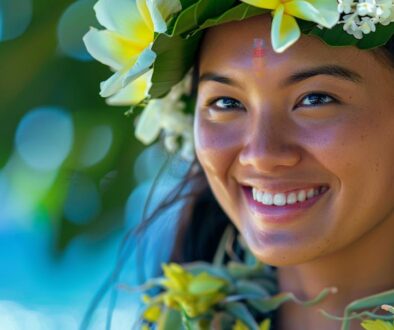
[199,14,372,74]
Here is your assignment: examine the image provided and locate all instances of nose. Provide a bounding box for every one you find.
[238,114,302,173]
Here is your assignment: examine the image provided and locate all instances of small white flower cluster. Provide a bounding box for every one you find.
[338,0,394,39]
[135,73,195,162]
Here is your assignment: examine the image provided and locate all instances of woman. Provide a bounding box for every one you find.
[194,14,394,330]
[83,0,394,329]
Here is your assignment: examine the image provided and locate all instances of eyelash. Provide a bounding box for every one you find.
[296,93,337,108]
[208,93,337,111]
[208,97,245,111]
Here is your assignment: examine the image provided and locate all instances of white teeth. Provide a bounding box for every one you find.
[273,193,286,206]
[287,192,297,205]
[297,190,306,202]
[257,191,264,203]
[251,186,328,207]
[306,188,315,199]
[262,192,273,205]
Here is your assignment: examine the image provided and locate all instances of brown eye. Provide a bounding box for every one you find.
[210,97,245,111]
[297,93,336,108]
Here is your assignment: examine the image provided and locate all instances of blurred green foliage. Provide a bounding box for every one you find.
[0,0,144,251]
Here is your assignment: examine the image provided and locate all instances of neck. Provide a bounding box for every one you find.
[276,214,394,330]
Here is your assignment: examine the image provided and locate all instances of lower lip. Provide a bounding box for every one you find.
[242,186,329,225]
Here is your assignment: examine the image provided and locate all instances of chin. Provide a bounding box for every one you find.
[240,224,330,267]
[251,248,315,267]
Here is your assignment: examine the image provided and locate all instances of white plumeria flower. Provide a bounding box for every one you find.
[338,0,355,14]
[357,0,377,16]
[83,0,181,103]
[378,0,394,24]
[135,74,195,161]
[106,70,152,106]
[360,16,377,32]
[340,0,394,38]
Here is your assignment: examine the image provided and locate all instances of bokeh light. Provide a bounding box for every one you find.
[133,143,167,184]
[57,0,98,61]
[64,173,101,225]
[0,0,188,328]
[0,155,57,228]
[79,125,113,167]
[15,107,73,172]
[0,0,32,42]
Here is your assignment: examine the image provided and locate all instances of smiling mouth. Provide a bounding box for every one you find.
[241,185,330,224]
[250,185,329,207]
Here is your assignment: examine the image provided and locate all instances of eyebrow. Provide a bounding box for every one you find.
[199,72,240,87]
[199,65,362,87]
[284,65,362,85]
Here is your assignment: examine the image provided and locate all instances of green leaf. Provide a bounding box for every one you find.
[187,318,212,330]
[149,32,203,98]
[194,0,238,25]
[211,312,235,329]
[157,308,183,330]
[252,278,278,296]
[171,0,237,36]
[341,289,394,330]
[227,261,265,278]
[248,292,292,313]
[180,0,198,11]
[309,23,394,49]
[297,18,316,33]
[188,272,227,295]
[344,290,394,314]
[198,3,268,31]
[185,261,234,283]
[260,318,272,330]
[171,3,200,35]
[249,287,337,314]
[213,225,235,267]
[224,302,260,330]
[235,280,271,299]
[357,23,394,49]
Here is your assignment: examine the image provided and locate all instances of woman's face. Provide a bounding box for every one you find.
[195,15,394,266]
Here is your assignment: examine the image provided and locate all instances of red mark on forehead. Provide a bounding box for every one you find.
[253,38,266,75]
[253,38,266,58]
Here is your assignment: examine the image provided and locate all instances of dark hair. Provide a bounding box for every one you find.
[384,36,394,55]
[171,166,232,263]
[374,36,394,67]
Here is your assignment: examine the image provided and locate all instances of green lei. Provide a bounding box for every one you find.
[136,226,394,330]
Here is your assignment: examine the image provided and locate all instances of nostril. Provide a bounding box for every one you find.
[238,143,302,172]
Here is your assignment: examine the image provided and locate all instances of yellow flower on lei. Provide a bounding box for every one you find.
[361,305,394,330]
[152,263,228,318]
[142,304,161,323]
[361,319,394,330]
[241,0,339,52]
[83,0,181,104]
[233,318,272,330]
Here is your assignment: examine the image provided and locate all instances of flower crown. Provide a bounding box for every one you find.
[83,0,394,161]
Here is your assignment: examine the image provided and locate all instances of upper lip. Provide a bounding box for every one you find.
[240,181,329,194]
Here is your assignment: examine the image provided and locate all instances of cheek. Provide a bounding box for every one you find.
[194,114,245,223]
[300,108,393,183]
[194,114,244,174]
[302,108,394,240]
